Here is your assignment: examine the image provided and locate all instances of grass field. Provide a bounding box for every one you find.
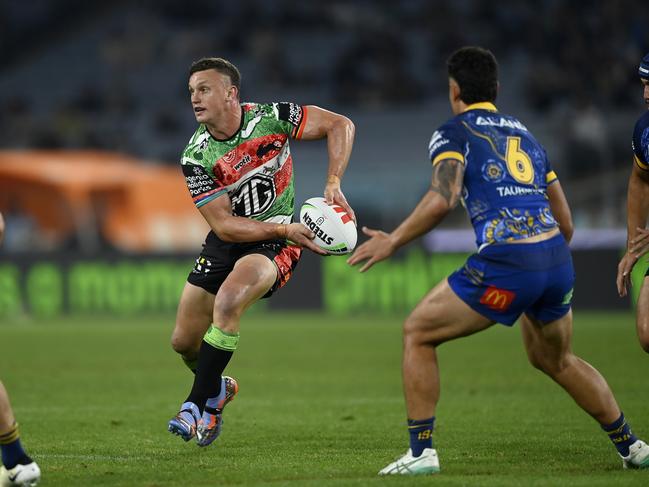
[1,310,648,486]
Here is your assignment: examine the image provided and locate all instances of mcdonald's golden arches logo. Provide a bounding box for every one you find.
[479,286,515,311]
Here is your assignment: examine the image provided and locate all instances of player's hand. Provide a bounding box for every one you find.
[324,182,356,224]
[629,227,649,258]
[285,223,328,255]
[347,226,396,272]
[617,251,639,297]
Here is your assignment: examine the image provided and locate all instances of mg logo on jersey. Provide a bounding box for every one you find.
[479,286,515,311]
[230,174,276,217]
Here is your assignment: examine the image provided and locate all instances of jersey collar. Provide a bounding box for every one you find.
[463,102,498,112]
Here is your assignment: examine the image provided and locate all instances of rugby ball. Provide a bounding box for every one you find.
[299,197,357,254]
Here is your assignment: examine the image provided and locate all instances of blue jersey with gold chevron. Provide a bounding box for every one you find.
[632,110,649,170]
[428,102,558,248]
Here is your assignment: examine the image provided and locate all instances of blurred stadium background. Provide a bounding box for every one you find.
[0,0,648,315]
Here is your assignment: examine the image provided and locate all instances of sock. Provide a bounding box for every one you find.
[205,377,226,410]
[0,423,32,469]
[602,412,637,457]
[185,326,238,412]
[408,417,435,457]
[182,356,198,374]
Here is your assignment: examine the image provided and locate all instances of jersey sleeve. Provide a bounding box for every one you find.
[632,114,649,171]
[272,102,308,139]
[181,162,227,208]
[428,121,465,166]
[543,149,558,185]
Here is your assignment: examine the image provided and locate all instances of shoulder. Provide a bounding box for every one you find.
[633,111,649,152]
[180,125,210,165]
[428,118,466,163]
[634,110,649,135]
[429,118,463,150]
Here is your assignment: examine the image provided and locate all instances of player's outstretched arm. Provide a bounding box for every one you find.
[348,157,464,272]
[546,180,573,243]
[299,106,356,222]
[617,164,649,296]
[198,193,327,255]
[0,211,4,245]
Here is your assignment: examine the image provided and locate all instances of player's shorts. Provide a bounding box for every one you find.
[187,237,301,298]
[448,233,574,326]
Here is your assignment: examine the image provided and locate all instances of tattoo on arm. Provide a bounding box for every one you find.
[430,158,464,207]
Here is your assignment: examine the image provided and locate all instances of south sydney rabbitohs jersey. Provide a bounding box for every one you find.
[181,102,308,241]
[428,102,559,249]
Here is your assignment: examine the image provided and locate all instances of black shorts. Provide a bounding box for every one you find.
[187,235,302,298]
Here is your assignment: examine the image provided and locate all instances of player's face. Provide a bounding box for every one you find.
[188,70,236,124]
[643,79,649,106]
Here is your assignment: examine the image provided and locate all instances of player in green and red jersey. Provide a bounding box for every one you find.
[168,58,356,446]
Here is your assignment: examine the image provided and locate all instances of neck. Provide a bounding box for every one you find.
[206,103,241,139]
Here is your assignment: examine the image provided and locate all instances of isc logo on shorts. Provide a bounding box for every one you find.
[479,286,515,311]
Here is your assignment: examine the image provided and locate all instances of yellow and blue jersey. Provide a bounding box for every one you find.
[632,110,649,171]
[428,102,558,249]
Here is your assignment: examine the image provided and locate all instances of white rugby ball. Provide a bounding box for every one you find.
[299,197,357,254]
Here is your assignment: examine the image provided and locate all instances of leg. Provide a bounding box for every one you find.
[403,278,494,420]
[520,312,649,467]
[520,311,620,424]
[0,381,40,485]
[171,282,215,369]
[0,381,16,437]
[379,279,493,475]
[170,254,277,444]
[210,253,278,336]
[635,277,649,353]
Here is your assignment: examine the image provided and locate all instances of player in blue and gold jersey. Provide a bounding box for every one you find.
[0,214,41,487]
[349,46,649,474]
[617,52,649,353]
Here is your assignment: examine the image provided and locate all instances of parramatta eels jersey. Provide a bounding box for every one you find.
[428,102,558,249]
[632,110,649,171]
[180,102,307,243]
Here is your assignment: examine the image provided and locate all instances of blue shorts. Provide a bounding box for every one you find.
[448,234,574,326]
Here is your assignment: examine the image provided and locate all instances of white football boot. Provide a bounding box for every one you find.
[378,448,440,475]
[621,439,649,469]
[0,461,41,487]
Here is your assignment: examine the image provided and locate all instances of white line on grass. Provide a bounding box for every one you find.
[37,454,147,462]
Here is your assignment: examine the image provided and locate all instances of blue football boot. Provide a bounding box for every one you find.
[196,376,238,447]
[168,401,201,441]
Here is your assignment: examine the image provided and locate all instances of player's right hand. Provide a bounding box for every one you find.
[617,251,639,297]
[285,223,328,255]
[629,227,649,258]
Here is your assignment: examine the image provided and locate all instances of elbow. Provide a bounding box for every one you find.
[211,222,237,243]
[560,220,574,243]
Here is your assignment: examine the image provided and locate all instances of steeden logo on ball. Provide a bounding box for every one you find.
[299,197,357,254]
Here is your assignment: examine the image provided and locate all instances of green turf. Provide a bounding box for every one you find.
[1,311,648,486]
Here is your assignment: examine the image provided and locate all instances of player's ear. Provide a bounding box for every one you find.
[449,78,461,102]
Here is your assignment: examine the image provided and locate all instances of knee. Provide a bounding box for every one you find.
[528,352,572,377]
[213,289,245,324]
[403,315,439,348]
[170,330,197,356]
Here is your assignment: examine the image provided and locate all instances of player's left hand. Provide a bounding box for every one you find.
[324,182,356,224]
[347,226,396,272]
